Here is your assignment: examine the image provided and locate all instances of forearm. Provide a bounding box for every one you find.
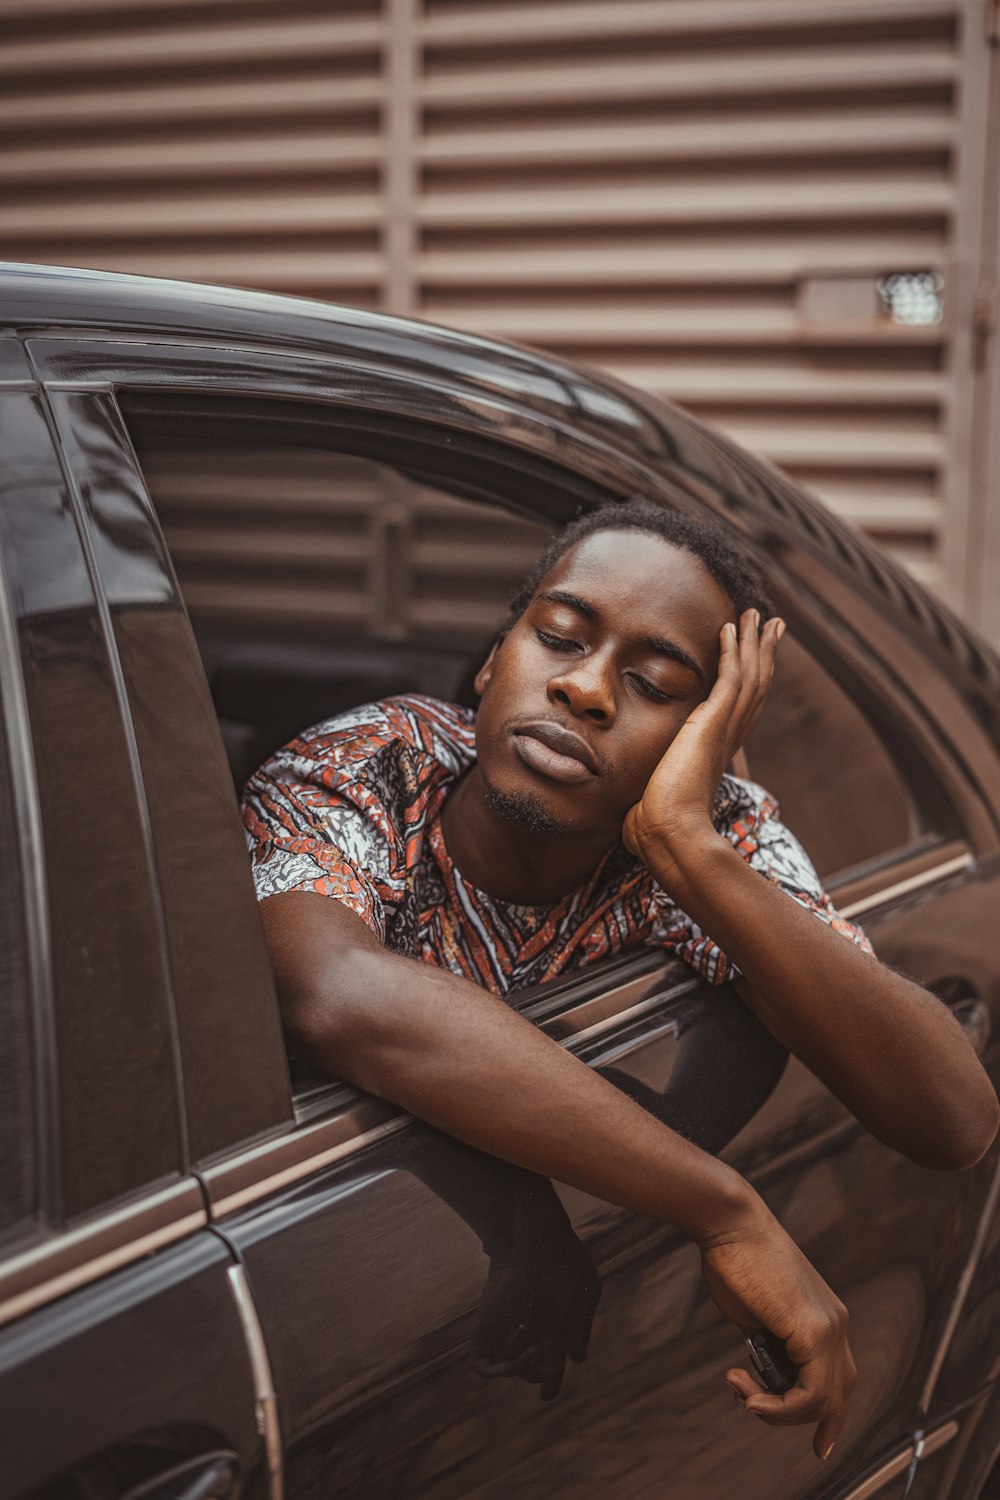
[261,892,761,1244]
[648,829,999,1167]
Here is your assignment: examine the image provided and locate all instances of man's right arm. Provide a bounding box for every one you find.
[261,888,855,1460]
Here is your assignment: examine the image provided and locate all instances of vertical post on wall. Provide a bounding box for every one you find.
[943,0,1000,642]
[969,8,1000,644]
[385,0,418,316]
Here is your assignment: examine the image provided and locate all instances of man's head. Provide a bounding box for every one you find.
[472,499,770,843]
[504,499,771,635]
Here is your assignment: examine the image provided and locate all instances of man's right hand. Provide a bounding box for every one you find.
[698,1197,856,1461]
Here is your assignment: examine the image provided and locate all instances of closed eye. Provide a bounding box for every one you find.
[536,628,580,653]
[629,674,674,703]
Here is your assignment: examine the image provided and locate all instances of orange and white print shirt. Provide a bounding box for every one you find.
[242,694,872,997]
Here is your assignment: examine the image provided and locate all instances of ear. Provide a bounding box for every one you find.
[474,638,502,696]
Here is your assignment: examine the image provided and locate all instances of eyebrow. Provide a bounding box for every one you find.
[534,588,706,681]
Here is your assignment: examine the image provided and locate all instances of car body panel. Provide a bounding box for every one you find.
[0,1228,263,1499]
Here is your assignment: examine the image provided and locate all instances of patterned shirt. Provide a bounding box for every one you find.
[242,694,872,996]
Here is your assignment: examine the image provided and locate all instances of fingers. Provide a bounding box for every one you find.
[717,610,785,751]
[725,1344,856,1462]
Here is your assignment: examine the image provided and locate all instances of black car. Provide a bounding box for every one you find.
[1,262,999,1500]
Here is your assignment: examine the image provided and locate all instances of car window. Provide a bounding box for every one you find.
[0,392,183,1219]
[48,391,293,1165]
[118,387,954,1112]
[121,391,940,881]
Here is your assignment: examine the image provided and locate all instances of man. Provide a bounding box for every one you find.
[243,500,999,1462]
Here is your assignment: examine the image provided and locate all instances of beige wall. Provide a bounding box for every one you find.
[2,0,998,638]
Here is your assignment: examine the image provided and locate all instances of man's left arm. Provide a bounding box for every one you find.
[625,610,999,1171]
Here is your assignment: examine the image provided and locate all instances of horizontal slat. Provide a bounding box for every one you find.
[420,50,957,108]
[419,114,954,167]
[607,365,946,404]
[420,0,957,46]
[68,251,382,292]
[0,76,383,131]
[743,439,942,470]
[821,495,940,531]
[718,423,942,465]
[418,179,953,228]
[0,193,383,238]
[427,303,943,345]
[2,0,371,15]
[418,237,947,286]
[182,582,369,623]
[165,530,372,567]
[0,133,384,185]
[154,480,383,514]
[1,16,383,78]
[410,596,512,631]
[412,540,543,575]
[805,469,939,502]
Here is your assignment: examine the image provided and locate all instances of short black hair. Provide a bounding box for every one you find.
[504,497,771,631]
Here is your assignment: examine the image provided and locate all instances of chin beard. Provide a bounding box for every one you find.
[484,782,561,836]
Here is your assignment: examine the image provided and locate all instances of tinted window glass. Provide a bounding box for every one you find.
[0,392,181,1218]
[53,391,291,1162]
[745,632,916,878]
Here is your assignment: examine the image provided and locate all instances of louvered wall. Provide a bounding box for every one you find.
[2,0,988,606]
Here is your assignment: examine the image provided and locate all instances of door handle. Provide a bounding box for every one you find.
[930,979,991,1057]
[950,998,991,1057]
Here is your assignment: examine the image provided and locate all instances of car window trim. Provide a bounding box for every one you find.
[828,836,972,918]
[203,955,696,1219]
[0,428,58,1230]
[0,1177,206,1329]
[837,1419,958,1499]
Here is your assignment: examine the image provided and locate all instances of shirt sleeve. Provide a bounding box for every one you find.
[651,775,874,986]
[240,706,410,943]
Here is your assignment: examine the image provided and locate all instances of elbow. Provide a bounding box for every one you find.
[899,1088,1000,1172]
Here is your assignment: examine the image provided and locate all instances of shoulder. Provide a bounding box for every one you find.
[712,773,780,834]
[281,694,476,774]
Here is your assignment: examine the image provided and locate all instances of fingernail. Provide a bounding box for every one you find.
[752,610,760,627]
[820,1443,835,1461]
[776,620,786,639]
[725,622,737,639]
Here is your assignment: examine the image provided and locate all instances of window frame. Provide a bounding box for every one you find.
[0,511,51,1249]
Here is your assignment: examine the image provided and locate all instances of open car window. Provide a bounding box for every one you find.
[118,387,960,1117]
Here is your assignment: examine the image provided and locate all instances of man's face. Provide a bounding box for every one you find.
[473,530,733,841]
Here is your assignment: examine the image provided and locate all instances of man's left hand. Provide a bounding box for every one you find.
[622,609,784,866]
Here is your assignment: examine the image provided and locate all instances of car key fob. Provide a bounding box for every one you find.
[745,1329,798,1394]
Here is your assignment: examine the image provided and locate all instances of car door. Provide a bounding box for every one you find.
[36,330,1000,1500]
[0,352,270,1500]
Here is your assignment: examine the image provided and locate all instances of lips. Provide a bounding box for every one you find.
[511,719,600,784]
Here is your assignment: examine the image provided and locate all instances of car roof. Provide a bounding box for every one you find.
[0,260,648,438]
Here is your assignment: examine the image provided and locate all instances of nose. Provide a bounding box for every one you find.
[547,653,615,722]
